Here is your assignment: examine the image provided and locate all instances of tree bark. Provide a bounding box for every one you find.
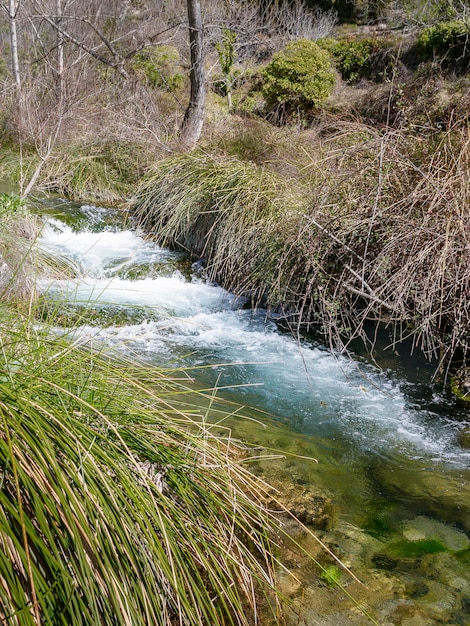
[8,0,21,89]
[56,0,64,92]
[180,0,205,149]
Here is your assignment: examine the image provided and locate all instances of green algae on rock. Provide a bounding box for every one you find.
[450,366,470,406]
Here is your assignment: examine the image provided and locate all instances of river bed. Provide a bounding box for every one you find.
[36,199,470,625]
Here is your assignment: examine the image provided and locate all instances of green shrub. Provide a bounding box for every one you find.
[230,68,265,115]
[415,20,470,67]
[0,192,29,218]
[131,45,184,91]
[262,38,336,114]
[318,37,375,83]
[234,89,266,115]
[401,0,462,24]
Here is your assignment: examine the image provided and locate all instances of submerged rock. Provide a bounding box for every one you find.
[401,516,470,552]
[266,479,336,530]
[367,458,470,532]
[457,427,470,449]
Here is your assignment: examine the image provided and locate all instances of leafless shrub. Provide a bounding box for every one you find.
[101,83,175,151]
[272,118,470,375]
[205,0,337,63]
[264,0,338,42]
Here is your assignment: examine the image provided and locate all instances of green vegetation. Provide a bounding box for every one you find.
[1,4,468,371]
[0,194,40,303]
[384,538,448,559]
[0,193,360,625]
[131,150,304,295]
[0,193,29,218]
[415,20,470,70]
[131,45,184,92]
[0,309,286,625]
[131,115,470,371]
[320,564,343,587]
[215,29,237,109]
[318,36,375,83]
[450,367,470,405]
[3,1,470,618]
[262,39,336,117]
[0,143,148,204]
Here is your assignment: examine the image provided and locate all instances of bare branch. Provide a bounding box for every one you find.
[28,5,128,76]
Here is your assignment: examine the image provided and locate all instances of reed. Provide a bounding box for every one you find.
[131,151,307,305]
[0,194,78,305]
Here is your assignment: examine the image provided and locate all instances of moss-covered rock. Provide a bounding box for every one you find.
[450,366,470,406]
[457,427,470,449]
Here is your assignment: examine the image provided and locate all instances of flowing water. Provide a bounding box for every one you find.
[36,200,470,625]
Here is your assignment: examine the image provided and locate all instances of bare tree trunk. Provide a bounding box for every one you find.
[9,0,21,89]
[56,0,64,92]
[180,0,205,149]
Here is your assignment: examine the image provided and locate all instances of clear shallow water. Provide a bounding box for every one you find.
[37,201,470,625]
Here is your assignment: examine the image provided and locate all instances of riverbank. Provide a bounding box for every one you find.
[30,199,470,626]
[129,107,470,377]
[3,178,470,625]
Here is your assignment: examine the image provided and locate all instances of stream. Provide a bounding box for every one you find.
[36,199,470,625]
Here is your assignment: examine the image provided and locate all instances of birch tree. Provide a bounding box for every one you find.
[2,0,22,88]
[180,0,205,149]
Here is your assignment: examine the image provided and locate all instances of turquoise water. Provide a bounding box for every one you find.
[36,200,470,625]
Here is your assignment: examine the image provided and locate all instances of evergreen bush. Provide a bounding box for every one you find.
[131,45,184,92]
[318,37,375,83]
[262,38,336,115]
[415,20,470,69]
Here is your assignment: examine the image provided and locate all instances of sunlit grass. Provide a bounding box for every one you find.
[0,312,286,625]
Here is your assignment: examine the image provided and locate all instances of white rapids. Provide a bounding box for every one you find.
[38,208,470,468]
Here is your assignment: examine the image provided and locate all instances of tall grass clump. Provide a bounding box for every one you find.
[290,119,470,369]
[37,141,149,202]
[0,142,147,204]
[131,151,308,304]
[0,194,40,302]
[0,309,288,625]
[0,193,79,305]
